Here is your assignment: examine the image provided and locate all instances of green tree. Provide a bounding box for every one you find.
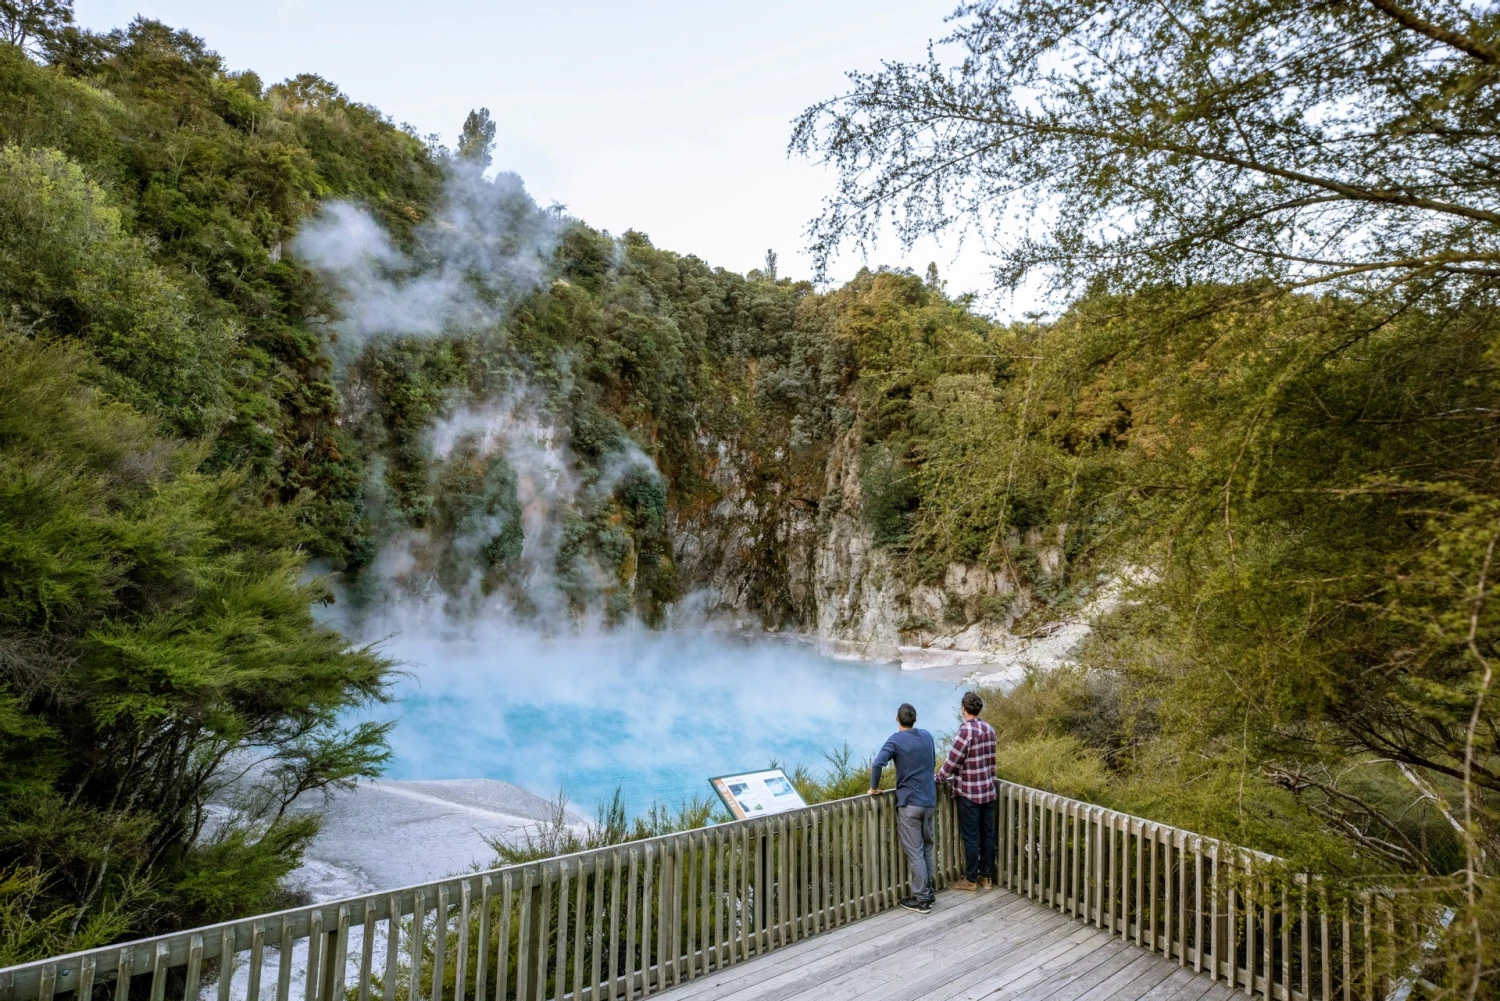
[793,0,1500,306]
[457,106,496,168]
[0,0,71,57]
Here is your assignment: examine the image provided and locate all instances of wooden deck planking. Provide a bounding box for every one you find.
[658,889,1241,1001]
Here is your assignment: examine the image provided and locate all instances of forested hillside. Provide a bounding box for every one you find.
[5,0,1500,986]
[0,6,1012,958]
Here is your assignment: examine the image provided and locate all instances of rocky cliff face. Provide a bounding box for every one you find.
[672,425,1073,672]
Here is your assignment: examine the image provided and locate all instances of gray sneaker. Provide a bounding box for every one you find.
[898,896,931,914]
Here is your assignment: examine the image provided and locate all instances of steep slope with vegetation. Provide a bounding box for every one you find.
[0,5,1039,960]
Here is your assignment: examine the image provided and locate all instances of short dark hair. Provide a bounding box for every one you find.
[897,703,917,727]
[961,691,984,716]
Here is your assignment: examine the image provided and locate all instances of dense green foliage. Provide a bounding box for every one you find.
[801,0,1500,984]
[10,0,1497,984]
[0,12,437,957]
[0,8,993,959]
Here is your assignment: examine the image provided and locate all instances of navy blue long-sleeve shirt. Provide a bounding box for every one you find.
[870,727,938,808]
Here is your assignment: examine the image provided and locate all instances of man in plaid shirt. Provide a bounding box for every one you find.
[935,692,998,891]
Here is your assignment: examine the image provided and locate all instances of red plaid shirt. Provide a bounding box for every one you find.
[936,718,998,803]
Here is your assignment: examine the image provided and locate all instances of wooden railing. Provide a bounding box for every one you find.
[0,782,1445,1001]
[0,789,961,1001]
[996,784,1446,1001]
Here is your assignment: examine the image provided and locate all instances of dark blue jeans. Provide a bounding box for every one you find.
[955,794,998,882]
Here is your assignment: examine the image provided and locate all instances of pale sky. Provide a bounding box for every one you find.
[73,0,1030,315]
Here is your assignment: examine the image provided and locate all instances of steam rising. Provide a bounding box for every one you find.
[295,159,954,816]
[294,162,563,342]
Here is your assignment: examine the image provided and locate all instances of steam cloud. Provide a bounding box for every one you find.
[294,158,953,820]
[294,162,564,343]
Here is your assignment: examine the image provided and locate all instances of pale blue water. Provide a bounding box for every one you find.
[363,627,963,816]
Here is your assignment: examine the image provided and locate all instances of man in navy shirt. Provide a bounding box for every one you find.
[870,702,938,913]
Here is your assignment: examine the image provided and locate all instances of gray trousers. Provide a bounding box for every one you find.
[897,805,937,903]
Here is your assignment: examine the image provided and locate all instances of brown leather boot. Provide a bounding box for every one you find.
[977,877,994,889]
[952,878,978,892]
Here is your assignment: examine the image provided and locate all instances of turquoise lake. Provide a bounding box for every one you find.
[363,627,963,815]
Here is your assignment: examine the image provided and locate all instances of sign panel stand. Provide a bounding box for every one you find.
[709,767,808,821]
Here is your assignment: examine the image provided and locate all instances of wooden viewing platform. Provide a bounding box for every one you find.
[0,782,1435,1001]
[658,886,1237,1001]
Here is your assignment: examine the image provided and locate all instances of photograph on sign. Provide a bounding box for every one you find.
[709,767,808,820]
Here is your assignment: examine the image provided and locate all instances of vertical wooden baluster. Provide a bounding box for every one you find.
[1057,799,1067,910]
[859,806,872,921]
[1242,860,1255,998]
[431,887,447,1001]
[1361,893,1372,1001]
[1000,788,1011,892]
[114,947,133,1001]
[150,942,170,1001]
[455,885,470,1001]
[306,912,323,1001]
[331,905,351,1001]
[607,853,622,997]
[1209,845,1220,984]
[1148,824,1159,952]
[1227,854,1238,990]
[1167,829,1177,959]
[1194,841,1205,974]
[496,876,514,1001]
[247,922,264,1001]
[183,935,203,1001]
[1178,834,1188,966]
[407,894,423,1001]
[1341,895,1351,1001]
[626,848,640,989]
[699,834,711,972]
[382,897,398,1001]
[555,863,570,1001]
[515,874,533,1001]
[498,870,516,1001]
[475,880,491,1001]
[537,868,554,1001]
[1283,880,1295,1001]
[640,846,655,994]
[848,803,860,920]
[1238,857,1251,994]
[1075,802,1085,919]
[726,830,739,966]
[665,841,678,988]
[1160,828,1171,956]
[1386,899,1396,1001]
[743,823,755,953]
[573,858,585,996]
[784,815,796,943]
[1319,884,1332,1001]
[80,952,98,1001]
[678,838,692,985]
[355,901,376,1001]
[1105,813,1115,935]
[38,963,57,1001]
[1061,800,1072,916]
[1298,877,1311,1001]
[1262,875,1273,1001]
[711,834,725,971]
[592,855,606,998]
[277,915,294,1001]
[1134,821,1145,948]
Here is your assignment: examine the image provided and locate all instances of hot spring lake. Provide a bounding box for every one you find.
[357,627,963,816]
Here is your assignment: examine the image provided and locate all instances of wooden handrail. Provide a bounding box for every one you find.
[0,782,1446,1001]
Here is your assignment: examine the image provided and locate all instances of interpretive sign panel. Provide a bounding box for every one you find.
[709,767,808,820]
